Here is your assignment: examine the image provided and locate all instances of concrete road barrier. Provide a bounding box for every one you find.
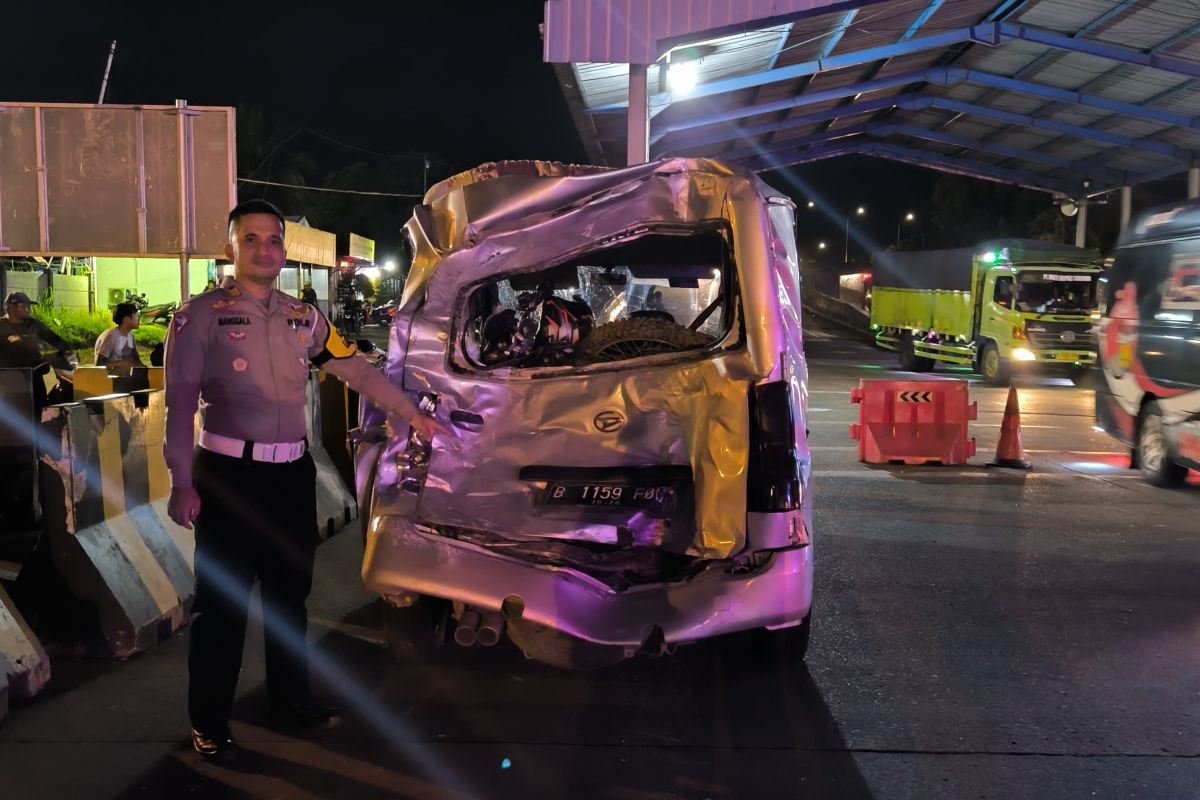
[803,286,872,340]
[0,584,50,719]
[307,372,357,540]
[14,372,356,658]
[17,392,194,657]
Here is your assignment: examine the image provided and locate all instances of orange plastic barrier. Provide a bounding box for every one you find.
[849,380,977,465]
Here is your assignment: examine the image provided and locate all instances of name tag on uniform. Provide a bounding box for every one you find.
[218,316,251,326]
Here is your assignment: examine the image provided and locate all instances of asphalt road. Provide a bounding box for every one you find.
[2,312,1198,800]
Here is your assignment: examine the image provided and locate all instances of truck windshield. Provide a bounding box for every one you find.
[1015,272,1096,315]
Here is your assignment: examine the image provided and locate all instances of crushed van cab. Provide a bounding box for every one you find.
[353,158,813,667]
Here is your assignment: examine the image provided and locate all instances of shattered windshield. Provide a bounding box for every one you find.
[458,228,734,371]
[1015,272,1097,315]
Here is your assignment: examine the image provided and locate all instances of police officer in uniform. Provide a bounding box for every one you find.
[164,200,447,759]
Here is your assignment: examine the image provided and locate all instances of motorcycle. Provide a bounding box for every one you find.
[340,303,365,334]
[479,281,594,367]
[141,301,177,326]
[122,292,175,326]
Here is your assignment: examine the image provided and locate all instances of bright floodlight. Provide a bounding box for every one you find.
[807,201,815,208]
[856,206,866,215]
[905,212,915,221]
[667,60,699,97]
[818,241,827,250]
[385,260,396,272]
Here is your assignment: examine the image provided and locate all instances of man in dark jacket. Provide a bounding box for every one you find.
[0,291,73,411]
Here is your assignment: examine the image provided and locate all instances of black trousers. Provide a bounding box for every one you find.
[188,448,318,733]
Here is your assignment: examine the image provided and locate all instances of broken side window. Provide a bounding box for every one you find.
[457,227,736,372]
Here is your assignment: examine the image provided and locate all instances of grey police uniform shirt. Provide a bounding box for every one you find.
[163,277,418,489]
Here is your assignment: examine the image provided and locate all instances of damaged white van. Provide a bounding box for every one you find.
[353,159,813,668]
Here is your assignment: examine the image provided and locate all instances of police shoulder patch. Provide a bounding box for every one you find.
[325,323,358,359]
[283,301,311,320]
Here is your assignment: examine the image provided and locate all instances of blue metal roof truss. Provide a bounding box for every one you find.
[559,0,1200,196]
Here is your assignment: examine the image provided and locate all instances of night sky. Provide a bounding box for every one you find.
[4,2,582,167]
[4,1,1151,263]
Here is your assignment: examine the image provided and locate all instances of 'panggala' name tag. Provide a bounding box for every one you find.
[218,316,251,326]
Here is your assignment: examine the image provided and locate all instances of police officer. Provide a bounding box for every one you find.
[164,199,447,760]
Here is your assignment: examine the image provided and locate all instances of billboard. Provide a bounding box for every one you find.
[285,221,336,267]
[0,101,236,258]
[349,232,375,263]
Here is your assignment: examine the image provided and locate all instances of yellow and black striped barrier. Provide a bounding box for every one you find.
[15,374,356,659]
[18,391,194,657]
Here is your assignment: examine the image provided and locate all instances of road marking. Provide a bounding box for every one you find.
[814,447,1126,455]
[969,423,1059,429]
[813,469,1142,480]
[1025,450,1126,455]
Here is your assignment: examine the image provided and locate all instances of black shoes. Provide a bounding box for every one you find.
[269,697,342,726]
[191,727,237,760]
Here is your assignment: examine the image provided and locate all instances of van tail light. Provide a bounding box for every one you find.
[747,381,802,512]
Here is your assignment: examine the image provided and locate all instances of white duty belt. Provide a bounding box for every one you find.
[198,430,307,464]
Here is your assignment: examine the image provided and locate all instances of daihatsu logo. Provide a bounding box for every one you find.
[594,411,625,433]
[1061,331,1076,343]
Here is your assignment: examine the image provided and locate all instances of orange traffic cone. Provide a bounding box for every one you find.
[988,386,1030,469]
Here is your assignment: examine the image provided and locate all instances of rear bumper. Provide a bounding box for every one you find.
[362,516,813,647]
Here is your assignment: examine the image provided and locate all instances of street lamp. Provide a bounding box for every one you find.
[896,211,915,246]
[818,241,827,251]
[807,200,815,208]
[844,206,866,264]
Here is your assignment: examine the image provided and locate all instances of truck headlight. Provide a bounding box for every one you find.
[1012,347,1036,362]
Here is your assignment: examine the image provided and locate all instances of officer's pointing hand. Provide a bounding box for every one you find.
[168,486,202,529]
[409,414,452,441]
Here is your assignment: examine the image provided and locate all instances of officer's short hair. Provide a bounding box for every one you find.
[227,199,286,241]
[113,302,138,326]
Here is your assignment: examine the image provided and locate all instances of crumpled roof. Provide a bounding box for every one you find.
[419,157,776,254]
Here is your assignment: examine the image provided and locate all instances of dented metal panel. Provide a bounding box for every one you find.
[372,158,807,561]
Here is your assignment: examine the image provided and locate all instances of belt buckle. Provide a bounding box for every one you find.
[261,443,277,462]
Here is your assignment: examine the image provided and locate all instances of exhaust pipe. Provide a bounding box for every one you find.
[476,609,505,647]
[454,609,481,647]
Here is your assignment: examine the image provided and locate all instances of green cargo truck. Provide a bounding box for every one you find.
[869,240,1105,384]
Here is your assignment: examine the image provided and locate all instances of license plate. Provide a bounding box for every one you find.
[1055,352,1081,362]
[542,482,675,511]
